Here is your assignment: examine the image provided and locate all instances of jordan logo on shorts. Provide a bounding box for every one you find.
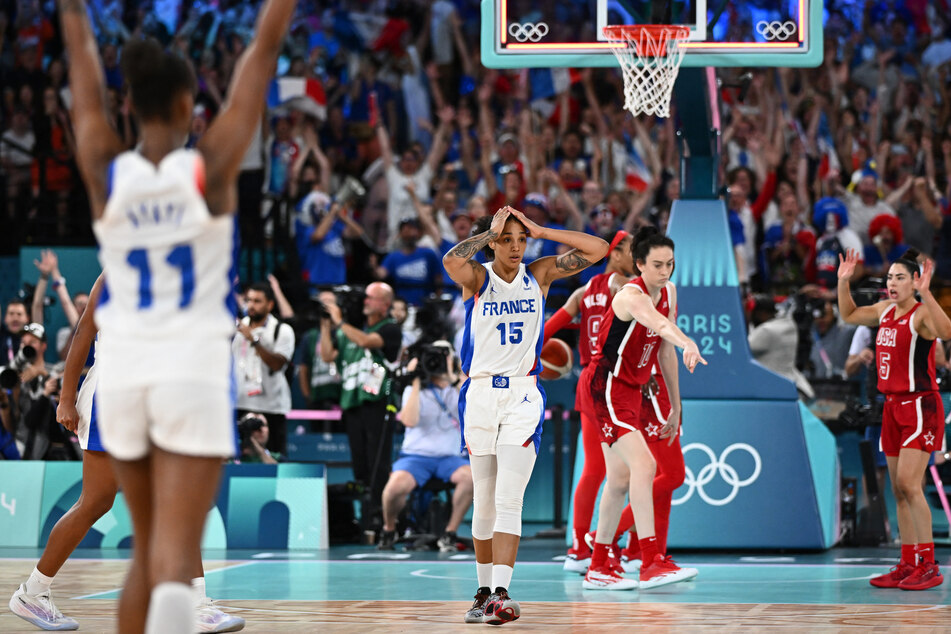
[521,393,530,404]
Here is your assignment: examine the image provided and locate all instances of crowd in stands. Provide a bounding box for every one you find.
[3,0,951,460]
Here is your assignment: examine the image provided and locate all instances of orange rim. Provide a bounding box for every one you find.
[602,25,690,57]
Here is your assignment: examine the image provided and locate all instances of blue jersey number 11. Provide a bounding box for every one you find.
[126,245,195,309]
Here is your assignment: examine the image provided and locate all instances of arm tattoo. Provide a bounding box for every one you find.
[446,231,497,260]
[555,250,591,273]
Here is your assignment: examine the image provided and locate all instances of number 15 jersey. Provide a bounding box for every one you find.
[460,262,545,378]
[93,148,237,389]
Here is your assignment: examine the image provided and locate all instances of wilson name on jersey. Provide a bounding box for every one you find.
[460,263,545,378]
[579,272,617,367]
[593,278,671,388]
[94,148,236,342]
[876,303,937,394]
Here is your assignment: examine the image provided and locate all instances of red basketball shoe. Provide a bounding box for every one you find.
[869,562,916,588]
[639,554,695,589]
[582,565,638,591]
[897,562,944,591]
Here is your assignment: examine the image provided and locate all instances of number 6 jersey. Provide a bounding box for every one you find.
[592,277,671,388]
[459,262,545,378]
[93,148,237,389]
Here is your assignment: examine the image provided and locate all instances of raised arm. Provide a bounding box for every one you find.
[442,209,511,298]
[58,0,125,214]
[837,249,884,327]
[197,0,296,213]
[511,208,608,288]
[913,259,951,341]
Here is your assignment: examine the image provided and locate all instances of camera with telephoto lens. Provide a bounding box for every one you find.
[0,345,37,389]
[417,344,451,379]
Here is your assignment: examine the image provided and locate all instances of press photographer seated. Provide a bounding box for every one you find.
[378,341,473,551]
[237,413,279,464]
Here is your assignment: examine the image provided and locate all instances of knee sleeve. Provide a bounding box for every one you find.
[493,445,537,536]
[469,454,497,540]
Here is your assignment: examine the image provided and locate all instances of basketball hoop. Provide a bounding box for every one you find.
[603,25,690,118]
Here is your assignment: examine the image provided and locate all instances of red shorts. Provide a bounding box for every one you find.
[880,391,945,456]
[575,364,594,420]
[590,364,642,446]
[638,384,675,443]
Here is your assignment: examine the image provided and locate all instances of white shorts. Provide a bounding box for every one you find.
[75,363,102,452]
[460,375,546,456]
[96,382,237,461]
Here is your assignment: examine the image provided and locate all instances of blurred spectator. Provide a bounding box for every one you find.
[1,300,30,364]
[748,297,814,400]
[237,412,279,464]
[805,298,857,380]
[1,107,35,222]
[234,283,297,456]
[762,193,816,295]
[813,197,864,290]
[297,290,342,411]
[376,218,443,306]
[844,168,896,246]
[864,214,908,277]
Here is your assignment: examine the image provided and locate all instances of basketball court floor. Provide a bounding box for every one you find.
[3,541,950,632]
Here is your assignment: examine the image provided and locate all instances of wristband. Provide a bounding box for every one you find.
[52,277,65,289]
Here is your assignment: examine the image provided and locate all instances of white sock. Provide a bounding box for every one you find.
[476,562,493,589]
[491,564,513,592]
[145,582,194,634]
[191,577,206,605]
[25,567,54,595]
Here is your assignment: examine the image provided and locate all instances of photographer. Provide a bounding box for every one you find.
[377,341,472,551]
[2,324,74,460]
[237,413,279,464]
[747,296,815,399]
[233,283,296,456]
[319,281,402,527]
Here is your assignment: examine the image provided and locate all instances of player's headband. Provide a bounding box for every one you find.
[607,230,629,255]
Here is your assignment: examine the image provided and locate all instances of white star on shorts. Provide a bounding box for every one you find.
[646,423,661,437]
[602,423,614,438]
[924,431,935,446]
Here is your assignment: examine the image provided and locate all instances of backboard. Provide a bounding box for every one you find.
[481,0,823,68]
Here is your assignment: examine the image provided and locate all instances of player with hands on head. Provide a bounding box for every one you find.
[838,248,951,590]
[444,205,607,624]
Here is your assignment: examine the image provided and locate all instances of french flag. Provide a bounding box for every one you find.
[267,77,327,120]
[624,147,653,193]
[528,68,581,101]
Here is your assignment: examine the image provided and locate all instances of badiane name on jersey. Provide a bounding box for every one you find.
[482,298,537,317]
[876,327,897,348]
[125,200,187,229]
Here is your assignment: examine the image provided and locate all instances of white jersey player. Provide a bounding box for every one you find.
[444,206,607,624]
[60,0,296,630]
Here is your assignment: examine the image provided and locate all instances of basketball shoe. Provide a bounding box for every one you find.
[621,543,642,575]
[196,598,246,632]
[897,562,943,591]
[563,547,592,574]
[377,530,397,551]
[482,587,520,625]
[437,531,459,553]
[464,587,492,623]
[639,554,695,589]
[9,584,79,631]
[869,562,916,588]
[582,566,638,591]
[620,556,642,575]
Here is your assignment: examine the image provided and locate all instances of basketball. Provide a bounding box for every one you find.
[540,338,573,380]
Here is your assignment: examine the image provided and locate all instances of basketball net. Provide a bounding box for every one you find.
[602,25,690,118]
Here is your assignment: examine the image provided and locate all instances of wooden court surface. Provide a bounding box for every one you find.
[2,556,951,632]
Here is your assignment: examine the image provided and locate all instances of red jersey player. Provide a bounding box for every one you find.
[838,248,951,591]
[543,230,634,573]
[582,227,706,591]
